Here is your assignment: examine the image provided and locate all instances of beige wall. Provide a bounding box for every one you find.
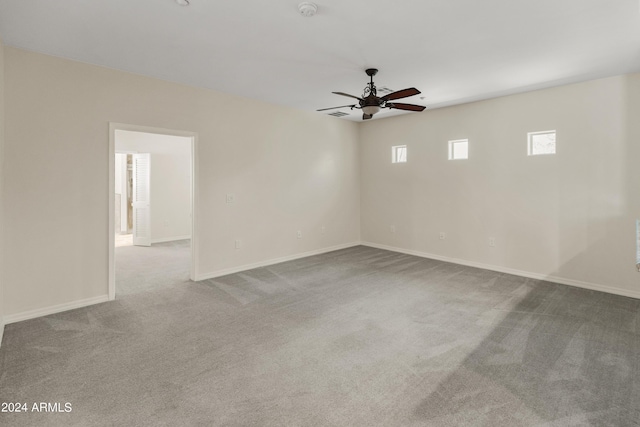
[361,74,640,296]
[116,130,192,242]
[0,39,5,341]
[3,47,360,318]
[2,45,639,321]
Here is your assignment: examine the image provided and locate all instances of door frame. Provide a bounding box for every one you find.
[108,122,199,300]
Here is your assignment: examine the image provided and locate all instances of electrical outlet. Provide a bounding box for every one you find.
[235,239,242,249]
[390,225,396,233]
[489,237,496,247]
[297,230,303,239]
[439,232,445,240]
[226,194,235,204]
[321,226,326,235]
[164,220,170,228]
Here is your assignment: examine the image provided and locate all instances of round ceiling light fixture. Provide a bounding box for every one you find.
[298,2,318,17]
[175,0,190,6]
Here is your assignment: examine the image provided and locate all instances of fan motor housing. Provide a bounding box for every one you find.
[362,95,381,107]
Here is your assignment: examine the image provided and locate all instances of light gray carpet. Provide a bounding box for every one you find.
[115,239,191,296]
[1,245,639,426]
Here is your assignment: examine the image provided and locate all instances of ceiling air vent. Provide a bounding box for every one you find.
[377,87,394,94]
[328,111,349,117]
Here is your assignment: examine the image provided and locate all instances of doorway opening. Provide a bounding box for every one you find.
[108,123,198,300]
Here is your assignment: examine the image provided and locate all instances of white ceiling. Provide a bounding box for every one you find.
[1,0,639,121]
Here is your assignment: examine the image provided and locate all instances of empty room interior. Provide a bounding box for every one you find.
[0,1,639,426]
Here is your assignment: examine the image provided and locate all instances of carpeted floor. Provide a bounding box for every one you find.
[115,239,191,296]
[0,245,639,426]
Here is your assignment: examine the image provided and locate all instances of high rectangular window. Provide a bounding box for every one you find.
[392,145,407,163]
[528,130,556,156]
[448,139,468,160]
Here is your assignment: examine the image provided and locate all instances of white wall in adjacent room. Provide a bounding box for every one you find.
[116,130,192,243]
[114,153,127,233]
[360,74,640,297]
[114,153,124,196]
[2,47,360,318]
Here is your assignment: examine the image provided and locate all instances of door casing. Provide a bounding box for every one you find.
[108,122,199,300]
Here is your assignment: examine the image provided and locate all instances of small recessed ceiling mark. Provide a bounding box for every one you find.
[298,2,318,17]
[175,0,189,6]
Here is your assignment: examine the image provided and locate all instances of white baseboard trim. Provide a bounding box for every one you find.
[151,235,191,244]
[196,242,361,281]
[362,241,640,300]
[0,322,4,348]
[3,295,110,325]
[5,241,634,328]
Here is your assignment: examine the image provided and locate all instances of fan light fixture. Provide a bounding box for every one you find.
[362,106,380,115]
[317,69,426,120]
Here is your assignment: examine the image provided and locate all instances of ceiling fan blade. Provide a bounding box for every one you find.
[333,91,363,101]
[316,104,356,112]
[381,87,421,101]
[388,103,426,112]
[362,113,373,120]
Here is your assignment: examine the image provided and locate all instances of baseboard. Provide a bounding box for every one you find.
[3,294,110,325]
[151,235,191,244]
[0,322,4,348]
[196,242,361,281]
[362,241,640,300]
[6,241,633,327]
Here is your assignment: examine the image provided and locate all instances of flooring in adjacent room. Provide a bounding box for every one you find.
[115,239,191,296]
[0,246,639,426]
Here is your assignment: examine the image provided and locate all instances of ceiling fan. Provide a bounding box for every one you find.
[318,68,426,120]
